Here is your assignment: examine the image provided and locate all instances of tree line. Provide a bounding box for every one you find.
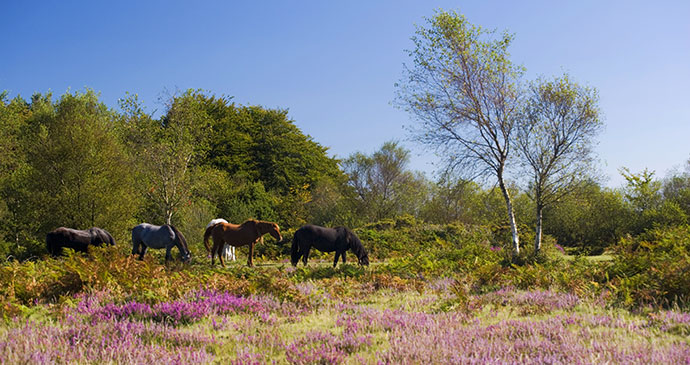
[0,87,688,261]
[392,10,690,258]
[2,10,689,261]
[0,89,345,259]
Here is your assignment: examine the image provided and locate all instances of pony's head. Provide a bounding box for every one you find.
[180,248,192,263]
[346,229,369,266]
[258,221,283,242]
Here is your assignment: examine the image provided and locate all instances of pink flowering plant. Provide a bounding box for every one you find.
[1,220,690,363]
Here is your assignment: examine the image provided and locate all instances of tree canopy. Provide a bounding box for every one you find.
[396,9,524,255]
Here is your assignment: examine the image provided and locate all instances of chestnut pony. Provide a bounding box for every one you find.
[204,219,282,267]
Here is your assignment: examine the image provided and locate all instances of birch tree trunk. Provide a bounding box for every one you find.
[499,175,520,255]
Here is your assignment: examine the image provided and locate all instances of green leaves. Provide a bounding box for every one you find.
[18,90,137,238]
[342,142,427,224]
[397,9,524,254]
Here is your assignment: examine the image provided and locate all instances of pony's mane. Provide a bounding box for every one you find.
[241,219,258,227]
[256,220,277,228]
[168,225,189,253]
[346,228,368,260]
[241,220,278,231]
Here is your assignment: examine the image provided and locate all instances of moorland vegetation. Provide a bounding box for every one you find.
[1,9,690,364]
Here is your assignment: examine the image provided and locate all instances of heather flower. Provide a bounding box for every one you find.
[647,310,690,334]
[231,350,265,365]
[480,288,579,313]
[284,331,346,365]
[72,289,306,326]
[427,277,454,292]
[295,281,317,296]
[3,282,690,364]
[0,318,215,364]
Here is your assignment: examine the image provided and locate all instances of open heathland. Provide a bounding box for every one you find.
[1,220,690,364]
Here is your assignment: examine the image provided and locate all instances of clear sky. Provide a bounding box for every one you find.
[2,1,688,188]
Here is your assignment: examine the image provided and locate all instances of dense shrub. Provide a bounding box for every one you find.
[356,218,493,260]
[609,225,690,308]
[3,217,689,318]
[0,246,311,317]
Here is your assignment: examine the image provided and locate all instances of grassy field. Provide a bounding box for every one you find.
[561,253,614,262]
[1,253,689,364]
[2,220,690,364]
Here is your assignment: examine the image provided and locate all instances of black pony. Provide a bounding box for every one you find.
[46,227,116,256]
[291,224,369,267]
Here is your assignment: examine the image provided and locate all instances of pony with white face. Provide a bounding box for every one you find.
[205,219,235,262]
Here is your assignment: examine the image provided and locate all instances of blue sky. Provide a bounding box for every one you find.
[2,1,689,188]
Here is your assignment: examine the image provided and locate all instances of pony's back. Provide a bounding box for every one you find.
[206,218,228,229]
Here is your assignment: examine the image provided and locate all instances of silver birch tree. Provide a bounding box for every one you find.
[396,10,524,255]
[517,75,602,252]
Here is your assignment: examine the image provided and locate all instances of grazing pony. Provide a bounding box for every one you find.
[204,218,235,262]
[131,223,191,264]
[291,224,369,267]
[204,219,282,267]
[46,227,116,256]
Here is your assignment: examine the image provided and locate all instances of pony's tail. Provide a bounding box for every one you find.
[291,230,301,266]
[46,233,55,256]
[203,224,216,253]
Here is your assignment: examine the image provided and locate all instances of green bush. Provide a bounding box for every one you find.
[4,217,689,317]
[609,225,690,308]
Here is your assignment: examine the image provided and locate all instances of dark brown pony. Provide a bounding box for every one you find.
[46,227,116,256]
[203,219,282,267]
[291,224,369,267]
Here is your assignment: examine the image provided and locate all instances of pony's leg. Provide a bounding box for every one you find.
[212,239,223,266]
[293,247,302,266]
[248,243,254,267]
[222,244,231,263]
[302,246,311,265]
[231,246,236,261]
[132,241,142,256]
[218,243,226,268]
[342,251,347,264]
[165,246,172,264]
[210,242,216,266]
[138,246,147,260]
[333,251,340,267]
[216,242,225,267]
